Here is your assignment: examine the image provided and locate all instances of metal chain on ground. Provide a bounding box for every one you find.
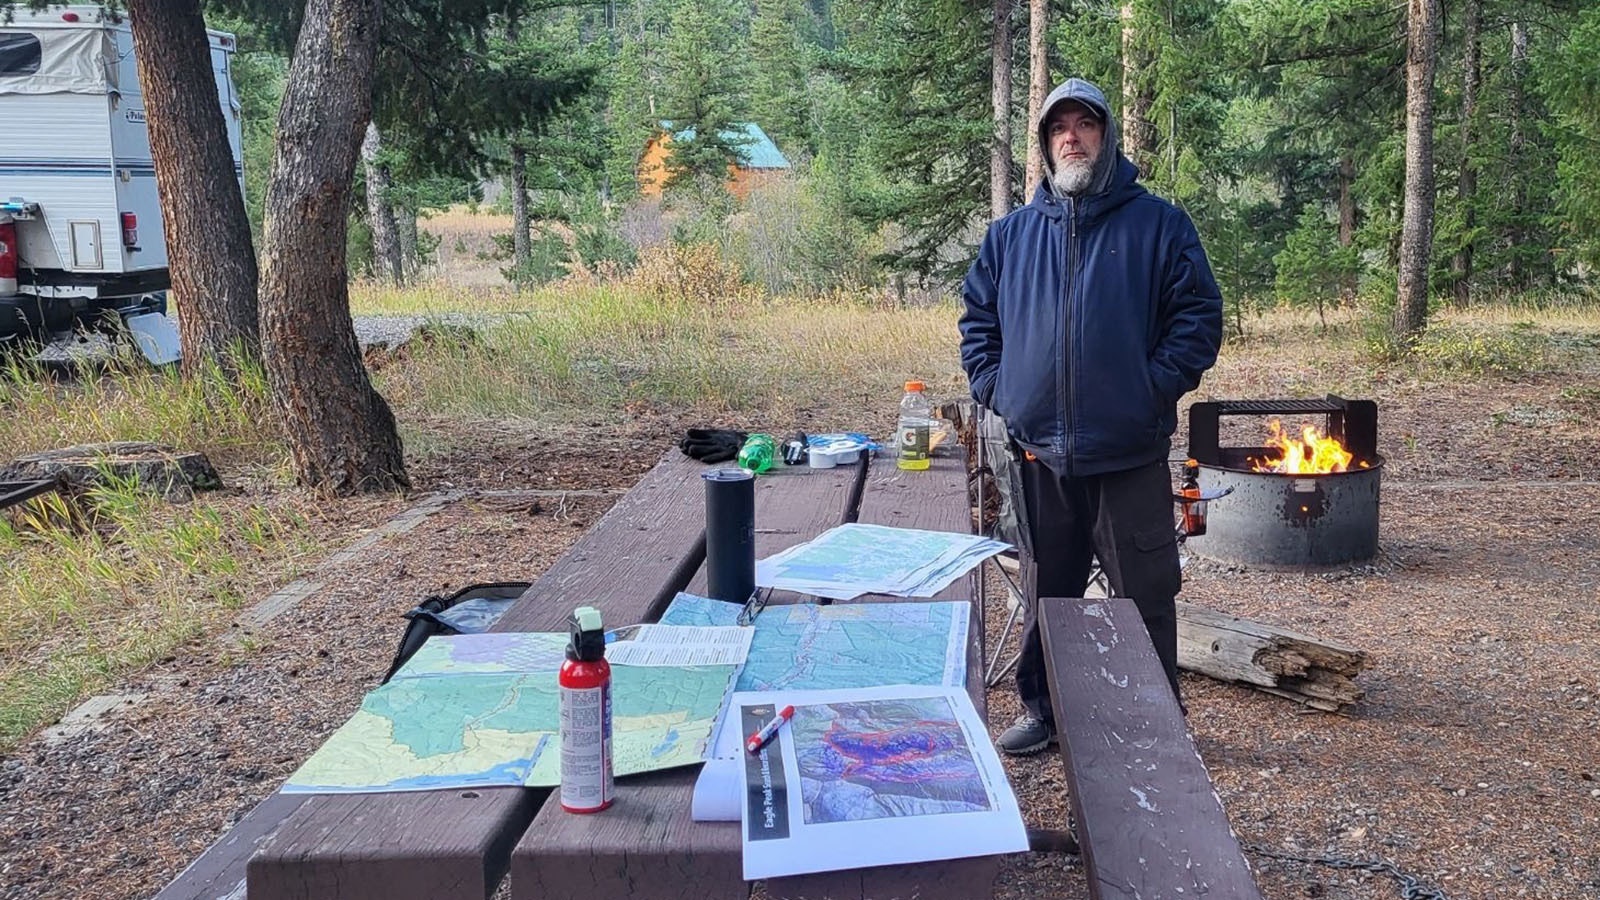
[1244,844,1451,900]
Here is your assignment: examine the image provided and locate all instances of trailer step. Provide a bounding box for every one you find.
[0,477,62,511]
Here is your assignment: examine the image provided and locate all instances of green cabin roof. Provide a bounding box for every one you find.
[659,121,791,170]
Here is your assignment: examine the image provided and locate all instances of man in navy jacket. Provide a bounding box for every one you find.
[960,78,1223,754]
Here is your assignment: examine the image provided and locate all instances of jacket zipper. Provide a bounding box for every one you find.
[1062,198,1078,474]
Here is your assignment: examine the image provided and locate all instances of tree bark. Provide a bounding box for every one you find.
[1450,0,1480,308]
[990,0,1015,220]
[126,0,259,377]
[259,0,408,495]
[1507,20,1528,289]
[397,210,419,279]
[1120,0,1155,176]
[509,140,532,278]
[1393,0,1440,339]
[1024,0,1049,193]
[1338,153,1357,303]
[361,122,404,285]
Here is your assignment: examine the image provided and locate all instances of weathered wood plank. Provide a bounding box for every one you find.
[497,451,713,632]
[1040,596,1263,900]
[511,463,862,900]
[509,768,744,900]
[224,451,712,900]
[248,789,543,900]
[151,792,305,900]
[768,449,998,900]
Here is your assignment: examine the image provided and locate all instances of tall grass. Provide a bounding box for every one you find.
[362,272,1600,433]
[371,279,967,428]
[0,355,306,748]
[0,355,286,470]
[0,477,325,750]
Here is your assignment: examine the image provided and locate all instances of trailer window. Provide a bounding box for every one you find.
[0,34,43,76]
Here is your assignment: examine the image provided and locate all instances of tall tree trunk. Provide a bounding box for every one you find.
[1507,20,1528,289]
[1120,0,1155,176]
[397,210,419,279]
[990,0,1015,220]
[1024,0,1049,192]
[1394,0,1440,339]
[1451,0,1480,307]
[361,122,404,285]
[126,0,258,377]
[509,140,532,278]
[1338,153,1357,303]
[259,0,407,495]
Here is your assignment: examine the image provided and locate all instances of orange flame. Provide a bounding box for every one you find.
[1250,419,1364,474]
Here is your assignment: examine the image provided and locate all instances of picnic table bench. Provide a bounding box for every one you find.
[1040,596,1264,899]
[155,446,989,900]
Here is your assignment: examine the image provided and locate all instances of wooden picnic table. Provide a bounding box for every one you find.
[511,451,991,900]
[155,444,989,900]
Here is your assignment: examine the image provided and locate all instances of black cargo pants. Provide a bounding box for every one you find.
[1015,457,1182,728]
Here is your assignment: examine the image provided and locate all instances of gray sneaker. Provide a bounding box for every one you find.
[997,714,1056,755]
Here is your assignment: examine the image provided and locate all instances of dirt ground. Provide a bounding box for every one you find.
[2,369,1598,900]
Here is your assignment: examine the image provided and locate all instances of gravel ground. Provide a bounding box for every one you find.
[2,346,1599,899]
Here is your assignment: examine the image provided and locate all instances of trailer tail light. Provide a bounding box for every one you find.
[61,11,80,21]
[121,212,138,248]
[0,215,17,295]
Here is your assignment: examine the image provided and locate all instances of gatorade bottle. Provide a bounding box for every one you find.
[737,433,778,474]
[897,381,932,471]
[559,606,613,813]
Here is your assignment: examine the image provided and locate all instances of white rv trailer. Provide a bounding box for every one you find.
[0,4,243,353]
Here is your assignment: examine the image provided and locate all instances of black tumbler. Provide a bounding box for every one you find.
[703,468,756,605]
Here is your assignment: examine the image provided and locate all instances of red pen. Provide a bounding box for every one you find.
[745,705,795,754]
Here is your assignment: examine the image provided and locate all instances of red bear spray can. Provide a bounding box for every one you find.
[559,605,613,813]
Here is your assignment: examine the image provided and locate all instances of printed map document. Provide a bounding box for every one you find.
[731,685,1028,879]
[659,592,970,692]
[660,591,978,821]
[754,523,1009,601]
[281,629,744,793]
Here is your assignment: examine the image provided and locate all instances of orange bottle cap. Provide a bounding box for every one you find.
[905,380,925,392]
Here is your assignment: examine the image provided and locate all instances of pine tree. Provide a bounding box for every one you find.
[659,0,751,188]
[748,0,814,153]
[827,0,992,279]
[1393,0,1440,338]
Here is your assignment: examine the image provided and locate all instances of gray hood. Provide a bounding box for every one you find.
[1037,78,1122,198]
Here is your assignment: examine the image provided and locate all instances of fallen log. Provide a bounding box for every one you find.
[1177,600,1367,712]
[0,442,221,502]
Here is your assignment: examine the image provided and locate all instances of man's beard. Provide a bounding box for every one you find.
[1051,157,1095,195]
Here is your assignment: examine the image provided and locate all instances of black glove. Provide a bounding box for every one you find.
[679,428,748,464]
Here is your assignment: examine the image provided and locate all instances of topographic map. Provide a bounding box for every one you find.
[792,696,990,824]
[283,632,736,793]
[659,593,970,692]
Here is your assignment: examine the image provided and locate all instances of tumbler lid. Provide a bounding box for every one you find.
[703,468,754,483]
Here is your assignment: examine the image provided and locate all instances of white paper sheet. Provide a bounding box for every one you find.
[754,523,1010,601]
[730,685,1029,879]
[604,624,753,667]
[691,757,744,822]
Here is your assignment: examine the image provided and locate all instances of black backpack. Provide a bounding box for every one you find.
[380,582,532,684]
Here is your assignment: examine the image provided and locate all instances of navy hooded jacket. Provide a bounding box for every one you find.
[959,82,1223,477]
